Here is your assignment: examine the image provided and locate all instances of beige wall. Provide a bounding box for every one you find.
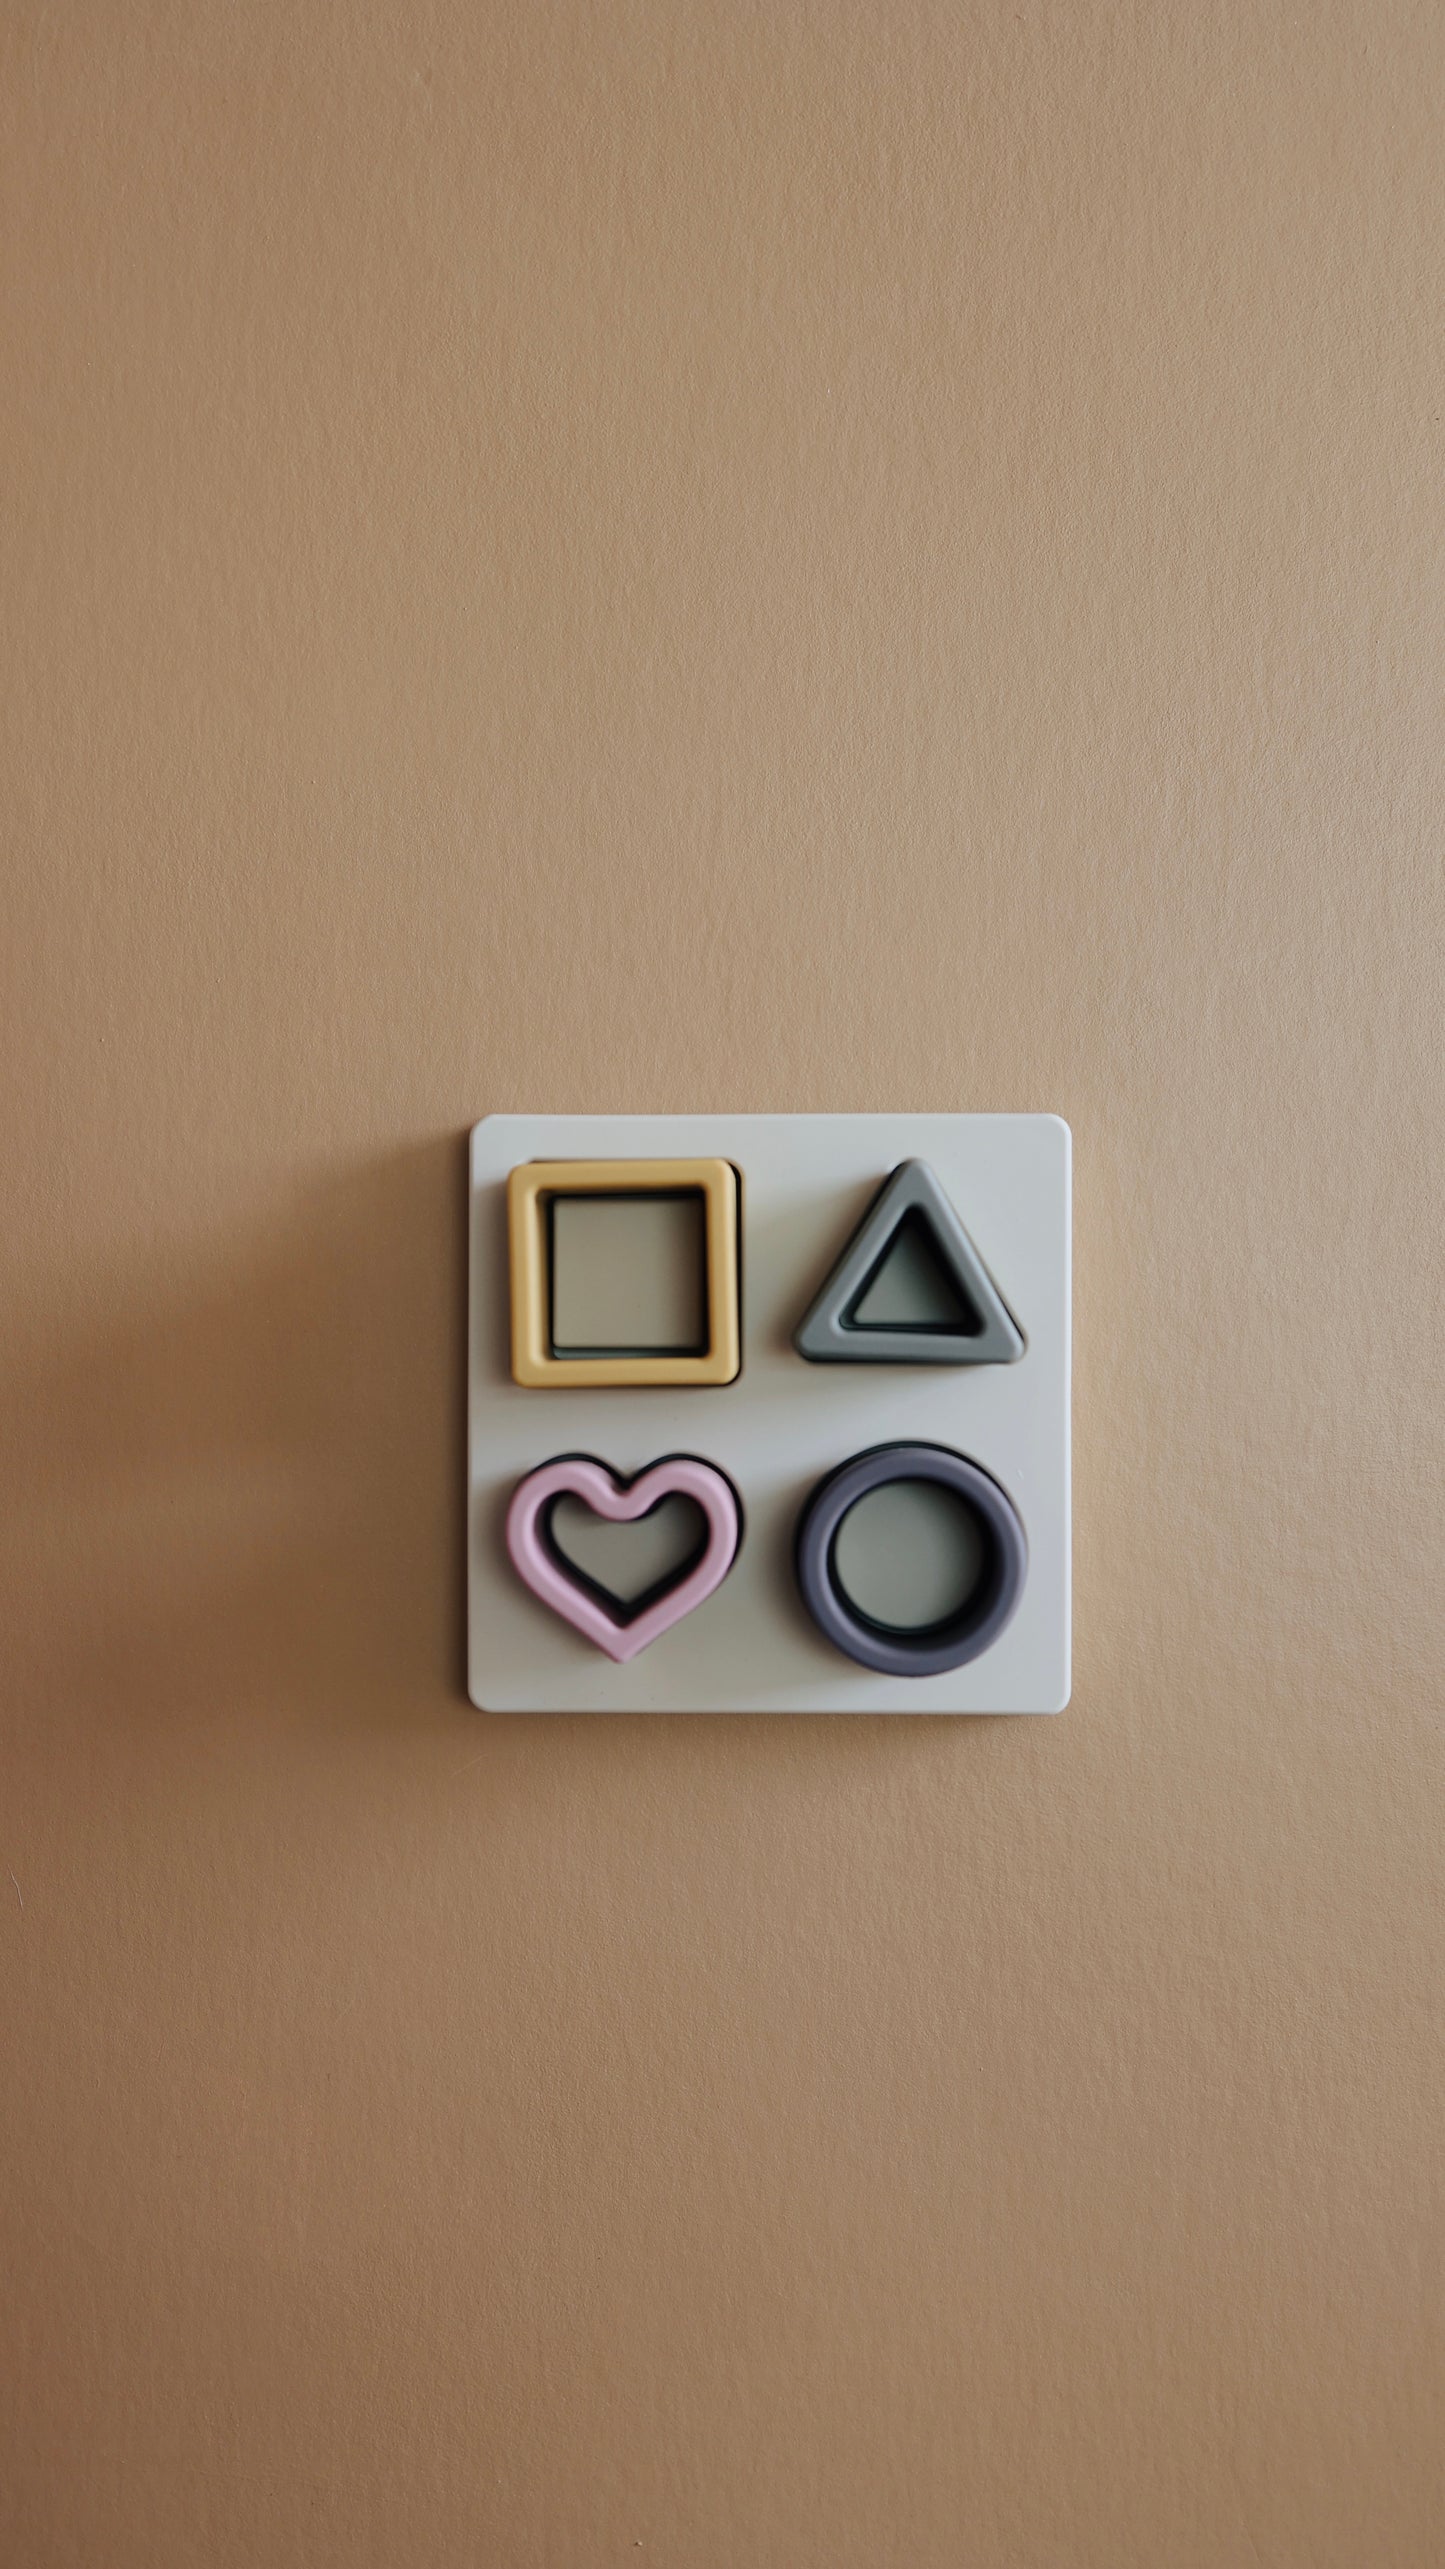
[3,6,1442,2563]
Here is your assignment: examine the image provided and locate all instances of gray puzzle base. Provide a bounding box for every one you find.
[468,1114,1071,1713]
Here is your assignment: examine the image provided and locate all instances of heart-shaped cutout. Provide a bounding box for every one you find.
[506,1455,742,1663]
[548,1491,707,1612]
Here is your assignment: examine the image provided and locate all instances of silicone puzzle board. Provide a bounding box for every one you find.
[468,1114,1071,1713]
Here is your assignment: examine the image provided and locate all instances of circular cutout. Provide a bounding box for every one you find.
[831,1478,990,1630]
[795,1444,1027,1676]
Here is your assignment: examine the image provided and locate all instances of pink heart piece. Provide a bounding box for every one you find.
[505,1455,742,1663]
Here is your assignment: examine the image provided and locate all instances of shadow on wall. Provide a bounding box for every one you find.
[0,1136,472,1746]
[0,1133,1022,1762]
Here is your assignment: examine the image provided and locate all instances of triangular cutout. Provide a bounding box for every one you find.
[793,1161,1024,1365]
[847,1207,983,1334]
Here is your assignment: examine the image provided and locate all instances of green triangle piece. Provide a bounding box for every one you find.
[792,1160,1025,1365]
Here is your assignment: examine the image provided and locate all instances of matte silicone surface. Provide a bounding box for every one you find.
[506,1453,742,1662]
[508,1157,740,1386]
[793,1158,1025,1364]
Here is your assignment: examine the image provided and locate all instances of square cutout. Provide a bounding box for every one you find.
[507,1158,740,1387]
[550,1193,708,1355]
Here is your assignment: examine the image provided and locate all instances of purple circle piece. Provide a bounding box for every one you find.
[795,1443,1027,1676]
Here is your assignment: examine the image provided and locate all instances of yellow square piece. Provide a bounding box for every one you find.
[507,1159,741,1388]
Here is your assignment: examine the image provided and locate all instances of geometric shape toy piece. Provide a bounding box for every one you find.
[794,1444,1028,1674]
[792,1158,1024,1364]
[508,1158,741,1387]
[505,1453,743,1661]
